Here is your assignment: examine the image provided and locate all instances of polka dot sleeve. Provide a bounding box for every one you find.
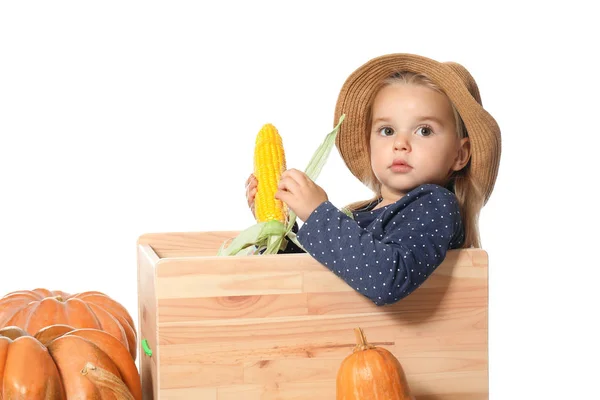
[295,184,464,306]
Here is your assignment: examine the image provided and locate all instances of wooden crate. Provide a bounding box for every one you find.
[137,231,488,400]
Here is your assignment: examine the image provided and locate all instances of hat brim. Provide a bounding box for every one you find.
[334,53,501,204]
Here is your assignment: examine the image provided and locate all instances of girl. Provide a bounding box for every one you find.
[246,53,501,305]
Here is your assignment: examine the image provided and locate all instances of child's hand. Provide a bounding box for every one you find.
[245,173,258,218]
[275,169,328,221]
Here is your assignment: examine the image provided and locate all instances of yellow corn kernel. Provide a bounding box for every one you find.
[254,123,287,224]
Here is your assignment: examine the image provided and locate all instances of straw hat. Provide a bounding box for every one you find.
[334,53,501,204]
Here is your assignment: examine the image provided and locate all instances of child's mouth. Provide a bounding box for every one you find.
[390,160,412,173]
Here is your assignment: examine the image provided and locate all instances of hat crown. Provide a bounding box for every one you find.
[443,62,482,106]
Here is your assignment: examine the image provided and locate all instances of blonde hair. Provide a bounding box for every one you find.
[344,71,484,248]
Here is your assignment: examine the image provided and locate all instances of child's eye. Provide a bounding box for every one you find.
[416,126,434,137]
[378,127,394,136]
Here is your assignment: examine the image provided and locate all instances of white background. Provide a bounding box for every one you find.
[1,1,598,398]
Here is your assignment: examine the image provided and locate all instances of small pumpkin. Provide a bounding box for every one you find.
[0,324,142,399]
[336,327,414,400]
[0,288,137,360]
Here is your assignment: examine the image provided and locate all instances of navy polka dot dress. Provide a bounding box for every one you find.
[286,183,465,306]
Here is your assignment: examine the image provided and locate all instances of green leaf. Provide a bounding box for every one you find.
[286,114,345,233]
[340,206,354,219]
[305,114,345,180]
[217,221,286,256]
[286,230,305,251]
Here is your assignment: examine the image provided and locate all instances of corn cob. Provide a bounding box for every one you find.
[253,123,288,224]
[217,114,345,256]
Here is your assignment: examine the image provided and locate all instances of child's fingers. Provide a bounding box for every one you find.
[274,188,291,203]
[246,174,258,217]
[246,179,257,191]
[245,173,257,188]
[281,168,309,183]
[245,175,258,202]
[277,175,300,194]
[246,187,257,206]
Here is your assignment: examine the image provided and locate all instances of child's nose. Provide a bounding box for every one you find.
[393,133,411,152]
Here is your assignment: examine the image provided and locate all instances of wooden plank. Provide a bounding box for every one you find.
[156,270,305,299]
[157,293,309,323]
[153,251,486,323]
[156,307,484,342]
[160,387,217,400]
[138,231,240,258]
[159,362,244,389]
[216,381,335,400]
[242,358,341,385]
[306,284,486,316]
[155,254,324,276]
[157,307,485,362]
[155,281,485,323]
[137,243,159,400]
[408,370,488,398]
[154,248,486,301]
[161,371,488,399]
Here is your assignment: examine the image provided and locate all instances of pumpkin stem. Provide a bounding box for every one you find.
[353,327,375,352]
[81,362,135,400]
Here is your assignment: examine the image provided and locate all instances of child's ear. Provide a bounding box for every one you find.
[452,137,471,171]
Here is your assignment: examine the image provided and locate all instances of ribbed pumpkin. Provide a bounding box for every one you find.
[0,324,142,399]
[0,289,137,360]
[336,327,414,400]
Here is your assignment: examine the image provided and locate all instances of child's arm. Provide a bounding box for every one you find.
[296,184,463,305]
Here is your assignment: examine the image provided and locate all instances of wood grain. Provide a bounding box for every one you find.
[137,231,488,399]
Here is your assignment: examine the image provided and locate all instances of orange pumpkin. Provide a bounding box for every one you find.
[336,327,414,400]
[0,288,137,360]
[0,324,142,399]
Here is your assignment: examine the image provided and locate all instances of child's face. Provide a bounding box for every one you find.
[369,82,469,200]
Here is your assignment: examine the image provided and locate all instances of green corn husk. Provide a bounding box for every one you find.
[217,114,345,256]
